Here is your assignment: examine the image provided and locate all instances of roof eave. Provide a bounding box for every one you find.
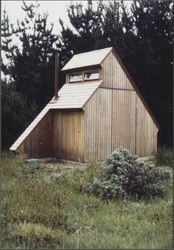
[62,64,102,72]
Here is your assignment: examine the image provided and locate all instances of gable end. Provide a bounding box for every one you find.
[108,48,160,130]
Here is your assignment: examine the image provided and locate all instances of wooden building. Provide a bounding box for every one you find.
[10,47,159,162]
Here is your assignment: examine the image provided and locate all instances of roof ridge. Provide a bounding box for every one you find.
[74,47,113,56]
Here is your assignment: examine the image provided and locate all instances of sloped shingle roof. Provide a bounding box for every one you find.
[62,47,112,71]
[10,80,102,151]
[49,80,102,108]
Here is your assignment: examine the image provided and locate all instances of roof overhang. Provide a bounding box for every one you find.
[62,47,112,71]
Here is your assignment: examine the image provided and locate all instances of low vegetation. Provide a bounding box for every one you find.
[156,147,174,167]
[0,151,173,249]
[83,149,170,201]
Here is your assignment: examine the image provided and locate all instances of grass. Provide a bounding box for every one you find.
[0,153,173,249]
[156,147,174,167]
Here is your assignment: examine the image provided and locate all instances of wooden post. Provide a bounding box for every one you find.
[54,53,59,99]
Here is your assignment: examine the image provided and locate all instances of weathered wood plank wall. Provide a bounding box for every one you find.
[84,88,112,161]
[83,51,158,161]
[53,110,84,162]
[112,90,136,154]
[101,51,133,90]
[135,95,158,156]
[18,109,85,161]
[18,111,53,158]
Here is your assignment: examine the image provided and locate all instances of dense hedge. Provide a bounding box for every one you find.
[83,149,170,201]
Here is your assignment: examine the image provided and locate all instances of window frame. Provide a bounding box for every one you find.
[68,69,100,83]
[84,70,100,81]
[69,72,83,83]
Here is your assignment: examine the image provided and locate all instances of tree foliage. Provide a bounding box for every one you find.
[2,1,58,108]
[56,0,106,65]
[1,81,37,149]
[130,0,173,145]
[1,1,58,149]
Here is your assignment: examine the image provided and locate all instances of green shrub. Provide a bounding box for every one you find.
[156,147,174,167]
[83,149,170,201]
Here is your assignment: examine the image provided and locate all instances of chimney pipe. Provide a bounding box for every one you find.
[54,53,59,100]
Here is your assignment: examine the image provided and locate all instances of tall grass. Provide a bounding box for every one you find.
[0,153,173,249]
[156,147,174,167]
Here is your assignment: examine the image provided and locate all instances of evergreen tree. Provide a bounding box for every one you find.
[101,1,138,72]
[1,9,21,79]
[130,0,173,146]
[1,80,37,150]
[57,0,106,66]
[57,0,135,67]
[1,9,29,150]
[1,1,58,149]
[3,1,58,109]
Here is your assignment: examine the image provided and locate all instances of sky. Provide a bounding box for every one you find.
[2,0,132,34]
[2,1,81,33]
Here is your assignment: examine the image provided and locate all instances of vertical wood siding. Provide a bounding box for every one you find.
[18,111,53,158]
[84,88,112,161]
[101,52,134,90]
[135,95,157,156]
[112,90,136,154]
[84,87,157,161]
[18,110,84,161]
[53,110,84,162]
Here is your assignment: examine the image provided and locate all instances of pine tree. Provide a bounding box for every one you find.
[1,80,37,150]
[1,9,30,150]
[131,0,173,145]
[1,9,21,79]
[3,1,58,109]
[1,1,58,149]
[57,0,106,66]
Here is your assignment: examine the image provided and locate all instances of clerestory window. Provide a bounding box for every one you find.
[69,70,100,83]
[84,71,99,80]
[69,73,83,82]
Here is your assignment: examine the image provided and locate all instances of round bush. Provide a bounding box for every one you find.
[83,148,170,201]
